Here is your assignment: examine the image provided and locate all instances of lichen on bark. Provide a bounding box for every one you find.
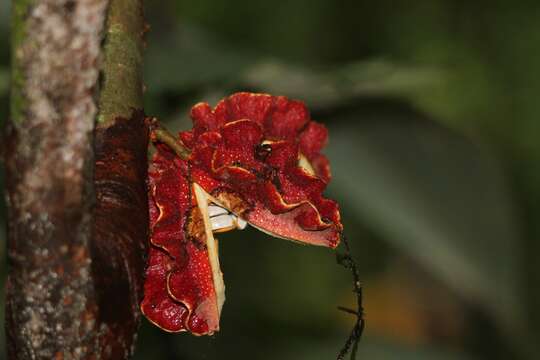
[6,0,109,357]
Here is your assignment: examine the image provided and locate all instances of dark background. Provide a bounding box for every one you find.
[1,0,540,359]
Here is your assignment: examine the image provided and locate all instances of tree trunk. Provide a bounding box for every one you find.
[4,0,147,358]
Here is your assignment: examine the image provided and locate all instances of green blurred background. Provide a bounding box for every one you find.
[1,0,540,359]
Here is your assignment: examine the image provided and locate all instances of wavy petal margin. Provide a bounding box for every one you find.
[142,92,343,336]
[141,146,223,335]
[188,92,342,248]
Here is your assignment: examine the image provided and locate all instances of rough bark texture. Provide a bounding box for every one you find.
[5,0,147,358]
[6,0,108,358]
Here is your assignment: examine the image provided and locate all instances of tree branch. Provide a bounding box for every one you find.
[6,0,108,358]
[90,0,147,356]
[5,0,147,358]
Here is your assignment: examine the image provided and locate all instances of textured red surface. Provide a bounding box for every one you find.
[142,92,343,335]
[141,145,219,335]
[185,92,342,247]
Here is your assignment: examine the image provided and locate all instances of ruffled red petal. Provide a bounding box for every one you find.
[264,140,298,170]
[148,155,190,260]
[265,96,310,140]
[221,119,263,149]
[141,145,221,335]
[143,92,343,336]
[184,92,342,248]
[226,92,274,125]
[179,130,195,149]
[246,206,340,247]
[299,121,328,159]
[191,102,222,134]
[141,247,188,332]
[310,154,331,182]
[167,236,219,335]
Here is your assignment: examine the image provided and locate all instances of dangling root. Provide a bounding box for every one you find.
[336,234,365,360]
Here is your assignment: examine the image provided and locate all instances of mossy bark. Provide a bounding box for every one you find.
[9,0,32,124]
[5,0,147,358]
[97,0,145,124]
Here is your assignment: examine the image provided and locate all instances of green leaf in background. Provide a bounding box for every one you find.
[144,23,255,93]
[242,60,446,110]
[326,117,525,348]
[144,23,447,112]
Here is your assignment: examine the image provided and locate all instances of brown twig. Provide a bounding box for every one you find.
[146,117,192,160]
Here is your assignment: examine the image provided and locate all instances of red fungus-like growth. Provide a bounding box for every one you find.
[185,93,342,247]
[141,93,342,335]
[141,144,223,335]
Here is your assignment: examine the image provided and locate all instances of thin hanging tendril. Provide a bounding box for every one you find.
[336,233,365,360]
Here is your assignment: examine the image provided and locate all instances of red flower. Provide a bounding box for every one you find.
[141,93,343,335]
